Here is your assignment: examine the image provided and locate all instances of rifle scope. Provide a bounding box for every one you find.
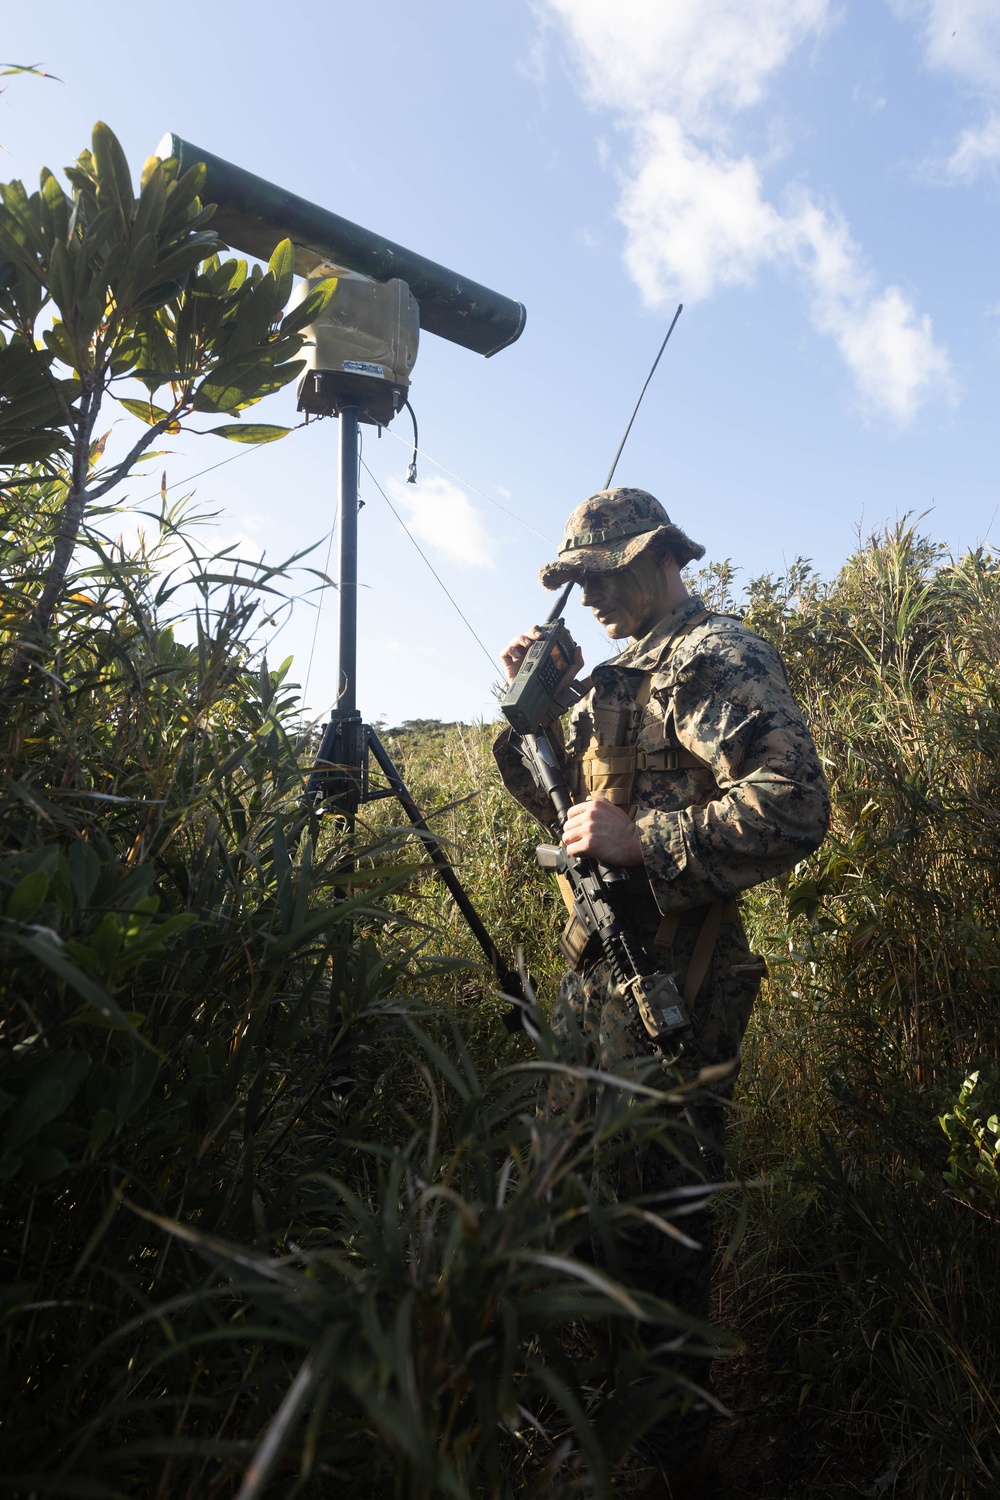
[155,134,526,358]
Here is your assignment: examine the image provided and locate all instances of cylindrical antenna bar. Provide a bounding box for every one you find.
[156,134,526,357]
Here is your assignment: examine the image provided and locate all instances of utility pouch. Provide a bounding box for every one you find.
[579,740,639,809]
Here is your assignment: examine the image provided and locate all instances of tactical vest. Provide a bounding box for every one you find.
[559,608,738,1005]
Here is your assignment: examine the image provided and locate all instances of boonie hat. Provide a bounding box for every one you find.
[539,487,704,590]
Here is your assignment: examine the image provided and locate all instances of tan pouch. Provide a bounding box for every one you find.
[579,739,638,808]
[559,913,594,969]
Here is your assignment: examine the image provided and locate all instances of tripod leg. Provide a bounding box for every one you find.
[366,729,529,1015]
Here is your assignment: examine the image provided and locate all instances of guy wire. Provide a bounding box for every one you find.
[301,502,338,710]
[385,427,555,544]
[130,424,287,510]
[359,456,498,672]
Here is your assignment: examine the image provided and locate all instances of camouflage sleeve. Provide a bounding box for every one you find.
[492,722,564,830]
[635,625,829,909]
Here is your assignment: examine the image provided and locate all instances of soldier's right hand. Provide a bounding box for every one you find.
[500,627,543,683]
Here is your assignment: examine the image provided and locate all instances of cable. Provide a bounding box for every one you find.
[385,427,555,544]
[359,456,498,671]
[404,400,418,484]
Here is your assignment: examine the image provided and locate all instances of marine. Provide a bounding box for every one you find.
[494,487,830,1495]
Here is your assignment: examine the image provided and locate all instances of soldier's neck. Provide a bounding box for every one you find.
[631,563,690,639]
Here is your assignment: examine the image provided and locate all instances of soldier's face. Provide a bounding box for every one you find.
[580,560,661,638]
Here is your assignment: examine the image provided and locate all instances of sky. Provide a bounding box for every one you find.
[2,0,999,726]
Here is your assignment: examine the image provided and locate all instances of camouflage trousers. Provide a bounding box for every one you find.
[546,962,725,1327]
[544,926,762,1462]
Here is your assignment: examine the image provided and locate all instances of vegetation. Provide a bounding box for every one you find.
[725,534,1000,1497]
[0,125,726,1499]
[1,122,997,1498]
[380,533,1000,1497]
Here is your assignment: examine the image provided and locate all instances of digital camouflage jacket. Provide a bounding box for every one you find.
[493,594,830,1069]
[496,593,829,914]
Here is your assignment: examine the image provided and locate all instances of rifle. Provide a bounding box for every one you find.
[506,713,724,1177]
[499,587,726,1177]
[500,574,694,1040]
[508,719,692,1052]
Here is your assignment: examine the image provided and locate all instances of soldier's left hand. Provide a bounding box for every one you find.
[563,798,643,866]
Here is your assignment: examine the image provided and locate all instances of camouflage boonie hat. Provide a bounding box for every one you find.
[539,487,705,590]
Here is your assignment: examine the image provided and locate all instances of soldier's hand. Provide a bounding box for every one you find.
[563,798,643,866]
[500,629,585,685]
[501,627,543,683]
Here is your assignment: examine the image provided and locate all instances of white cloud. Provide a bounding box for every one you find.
[945,113,1000,178]
[892,0,1000,177]
[386,474,496,570]
[804,263,954,423]
[541,1,953,424]
[545,0,830,126]
[892,0,1000,89]
[618,117,783,304]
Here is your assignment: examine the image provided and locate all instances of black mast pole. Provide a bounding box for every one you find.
[337,397,360,715]
[304,397,366,826]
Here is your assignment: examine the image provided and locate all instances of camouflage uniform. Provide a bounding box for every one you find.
[494,489,829,1456]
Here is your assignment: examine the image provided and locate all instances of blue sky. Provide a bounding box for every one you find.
[3,1,999,724]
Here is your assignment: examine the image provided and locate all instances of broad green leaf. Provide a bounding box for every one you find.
[147,231,217,284]
[38,168,70,245]
[6,869,50,920]
[191,352,273,413]
[46,237,76,317]
[133,279,185,313]
[4,1078,67,1152]
[267,236,295,309]
[118,397,176,428]
[133,160,168,240]
[92,121,135,223]
[113,231,158,307]
[209,258,248,297]
[0,431,67,464]
[206,423,290,444]
[280,276,338,336]
[158,161,208,237]
[10,930,150,1045]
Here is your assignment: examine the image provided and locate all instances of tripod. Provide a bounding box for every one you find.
[303,394,529,1019]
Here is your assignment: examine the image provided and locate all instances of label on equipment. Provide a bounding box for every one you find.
[342,360,384,378]
[659,1006,684,1029]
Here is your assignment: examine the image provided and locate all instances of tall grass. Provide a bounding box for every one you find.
[378,525,1000,1496]
[0,493,719,1498]
[726,525,1000,1496]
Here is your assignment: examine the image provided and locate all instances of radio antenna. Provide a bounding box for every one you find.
[603,303,683,490]
[550,304,684,624]
[545,580,574,625]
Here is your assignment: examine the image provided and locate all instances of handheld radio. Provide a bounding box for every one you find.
[499,582,581,734]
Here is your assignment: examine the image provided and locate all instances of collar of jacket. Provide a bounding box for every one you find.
[610,594,709,675]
